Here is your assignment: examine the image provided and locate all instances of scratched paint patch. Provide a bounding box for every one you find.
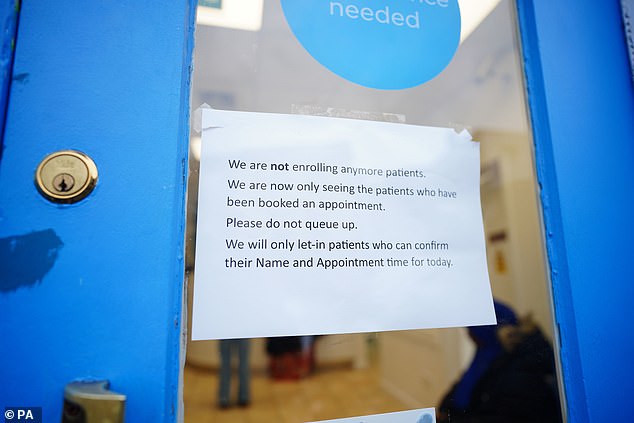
[0,229,63,293]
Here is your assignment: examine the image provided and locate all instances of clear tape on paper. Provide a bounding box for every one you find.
[291,104,473,141]
[192,103,214,134]
[291,104,406,124]
[446,121,474,138]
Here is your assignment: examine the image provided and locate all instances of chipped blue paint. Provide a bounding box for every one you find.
[11,72,28,83]
[0,229,63,293]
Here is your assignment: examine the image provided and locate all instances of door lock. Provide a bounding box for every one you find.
[35,150,98,203]
[62,381,125,423]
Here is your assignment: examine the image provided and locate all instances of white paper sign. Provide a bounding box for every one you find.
[192,109,495,340]
[306,408,436,423]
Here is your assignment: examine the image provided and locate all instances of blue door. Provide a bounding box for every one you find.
[2,1,633,422]
[517,0,634,421]
[0,1,195,421]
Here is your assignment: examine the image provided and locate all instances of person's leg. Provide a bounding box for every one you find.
[237,339,251,406]
[218,339,232,407]
[299,335,315,376]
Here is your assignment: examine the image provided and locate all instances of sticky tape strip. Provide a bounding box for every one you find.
[291,104,406,124]
[192,103,213,134]
[291,104,472,141]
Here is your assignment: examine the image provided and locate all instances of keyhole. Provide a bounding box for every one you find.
[53,173,75,192]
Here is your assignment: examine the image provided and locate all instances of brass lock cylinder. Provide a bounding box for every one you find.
[35,150,98,203]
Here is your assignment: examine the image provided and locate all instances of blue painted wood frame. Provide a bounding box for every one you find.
[2,1,633,422]
[517,0,634,421]
[0,1,196,421]
[0,0,19,153]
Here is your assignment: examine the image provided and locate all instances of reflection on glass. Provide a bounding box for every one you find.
[436,301,561,422]
[184,1,564,422]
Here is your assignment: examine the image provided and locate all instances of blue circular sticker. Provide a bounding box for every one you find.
[281,0,461,90]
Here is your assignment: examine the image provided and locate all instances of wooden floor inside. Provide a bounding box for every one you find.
[184,364,409,423]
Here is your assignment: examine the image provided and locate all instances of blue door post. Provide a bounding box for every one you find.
[0,0,19,152]
[0,1,196,422]
[517,1,634,421]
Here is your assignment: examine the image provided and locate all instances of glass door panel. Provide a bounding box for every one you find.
[184,1,564,422]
